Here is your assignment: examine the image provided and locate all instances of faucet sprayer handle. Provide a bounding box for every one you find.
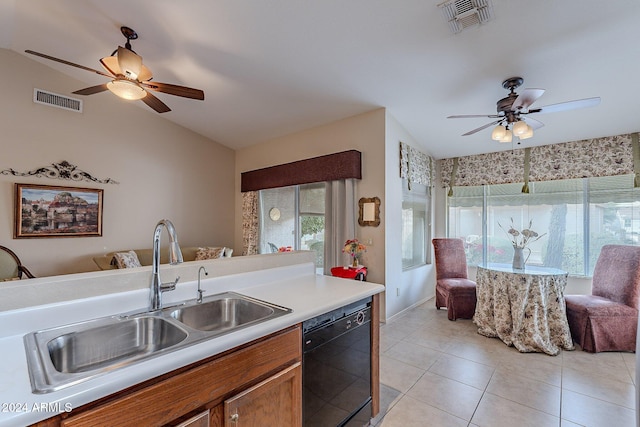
[160,276,180,292]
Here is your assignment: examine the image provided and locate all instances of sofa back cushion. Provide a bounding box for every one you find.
[195,247,226,260]
[113,251,142,269]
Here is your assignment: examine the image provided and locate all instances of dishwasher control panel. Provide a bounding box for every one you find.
[302,297,372,353]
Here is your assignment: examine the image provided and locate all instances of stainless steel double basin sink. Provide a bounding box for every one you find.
[24,292,291,393]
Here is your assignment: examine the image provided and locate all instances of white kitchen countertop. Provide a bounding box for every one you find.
[0,261,384,427]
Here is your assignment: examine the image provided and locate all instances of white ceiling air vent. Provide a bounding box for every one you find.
[438,0,494,34]
[33,88,83,113]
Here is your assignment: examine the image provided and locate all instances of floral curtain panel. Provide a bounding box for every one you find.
[399,141,434,189]
[440,133,636,188]
[241,191,259,256]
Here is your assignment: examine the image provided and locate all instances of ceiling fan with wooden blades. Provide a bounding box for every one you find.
[447,77,600,142]
[25,26,204,113]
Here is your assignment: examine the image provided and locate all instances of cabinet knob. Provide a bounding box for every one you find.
[230,413,239,423]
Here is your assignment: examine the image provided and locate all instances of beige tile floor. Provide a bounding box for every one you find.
[373,298,636,427]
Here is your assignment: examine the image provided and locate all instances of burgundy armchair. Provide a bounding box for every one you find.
[432,238,477,321]
[565,244,640,352]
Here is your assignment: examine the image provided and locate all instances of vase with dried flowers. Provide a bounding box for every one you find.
[343,238,367,268]
[498,218,546,270]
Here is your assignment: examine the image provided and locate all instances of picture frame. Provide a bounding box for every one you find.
[358,196,380,227]
[14,183,103,238]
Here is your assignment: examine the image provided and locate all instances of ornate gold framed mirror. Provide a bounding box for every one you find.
[358,197,380,227]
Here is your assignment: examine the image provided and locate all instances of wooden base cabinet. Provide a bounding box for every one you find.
[31,326,301,427]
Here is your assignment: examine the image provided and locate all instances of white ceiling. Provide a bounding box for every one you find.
[3,0,640,159]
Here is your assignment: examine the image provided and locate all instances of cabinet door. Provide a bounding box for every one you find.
[175,410,210,427]
[224,363,301,427]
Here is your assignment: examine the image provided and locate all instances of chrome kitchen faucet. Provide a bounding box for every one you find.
[149,219,183,311]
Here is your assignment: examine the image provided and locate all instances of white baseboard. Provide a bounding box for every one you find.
[383,294,434,324]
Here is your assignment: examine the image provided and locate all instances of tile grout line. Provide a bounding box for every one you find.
[466,366,497,427]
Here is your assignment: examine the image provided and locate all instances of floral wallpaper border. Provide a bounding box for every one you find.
[440,133,636,188]
[400,141,434,188]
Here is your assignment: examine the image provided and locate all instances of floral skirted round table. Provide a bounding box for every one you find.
[473,263,574,355]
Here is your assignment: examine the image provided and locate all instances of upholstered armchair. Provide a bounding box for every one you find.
[565,244,640,352]
[432,238,477,321]
[0,245,35,281]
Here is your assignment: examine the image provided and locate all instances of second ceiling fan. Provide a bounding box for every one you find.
[26,26,204,113]
[447,77,600,142]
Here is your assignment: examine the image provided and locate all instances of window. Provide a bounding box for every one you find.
[258,183,325,270]
[299,183,325,268]
[402,180,430,269]
[447,174,640,276]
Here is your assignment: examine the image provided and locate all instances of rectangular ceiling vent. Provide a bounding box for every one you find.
[438,0,494,34]
[33,88,83,113]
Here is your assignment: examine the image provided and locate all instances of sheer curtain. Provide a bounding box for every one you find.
[324,179,356,274]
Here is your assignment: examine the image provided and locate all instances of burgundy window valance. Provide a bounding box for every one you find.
[241,150,362,192]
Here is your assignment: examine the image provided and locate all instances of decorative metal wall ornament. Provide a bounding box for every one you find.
[1,160,119,184]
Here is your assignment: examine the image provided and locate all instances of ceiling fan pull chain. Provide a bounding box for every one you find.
[521,147,531,194]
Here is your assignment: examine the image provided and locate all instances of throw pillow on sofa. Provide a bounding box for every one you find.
[195,247,226,260]
[113,250,142,269]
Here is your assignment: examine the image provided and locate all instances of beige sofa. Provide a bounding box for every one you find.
[93,246,233,270]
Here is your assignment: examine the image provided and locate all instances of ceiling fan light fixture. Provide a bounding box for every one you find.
[100,56,121,75]
[107,79,147,100]
[512,120,529,136]
[499,129,512,143]
[519,126,534,140]
[116,46,143,80]
[491,124,506,140]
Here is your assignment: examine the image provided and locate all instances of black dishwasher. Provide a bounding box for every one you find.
[302,297,372,427]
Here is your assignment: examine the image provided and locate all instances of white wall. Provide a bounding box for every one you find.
[384,113,436,321]
[235,108,387,285]
[0,49,236,277]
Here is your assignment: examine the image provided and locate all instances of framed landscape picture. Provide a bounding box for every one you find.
[15,183,103,238]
